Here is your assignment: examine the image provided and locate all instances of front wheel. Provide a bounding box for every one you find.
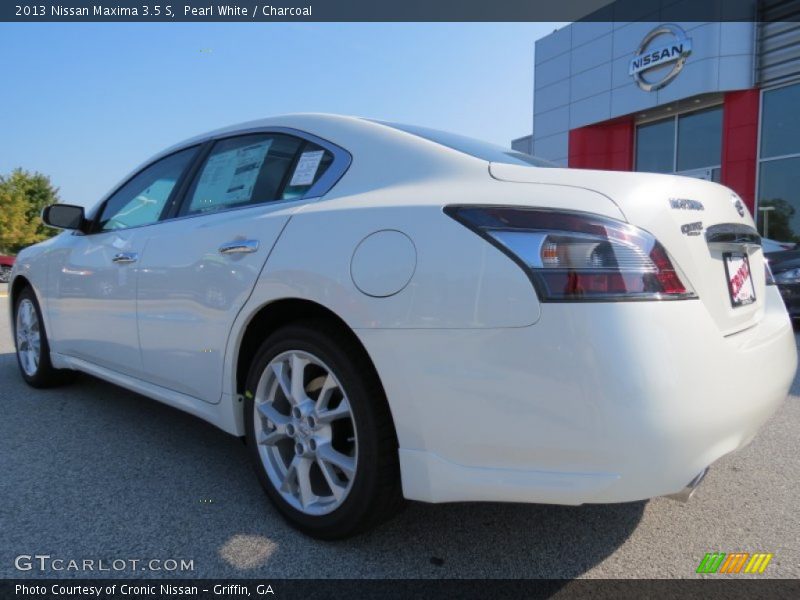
[14,287,74,388]
[244,321,403,539]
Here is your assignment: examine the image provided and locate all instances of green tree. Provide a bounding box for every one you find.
[0,168,61,254]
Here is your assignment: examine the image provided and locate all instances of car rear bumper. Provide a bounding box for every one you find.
[357,286,796,504]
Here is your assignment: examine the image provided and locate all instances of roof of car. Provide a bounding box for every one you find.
[162,113,395,154]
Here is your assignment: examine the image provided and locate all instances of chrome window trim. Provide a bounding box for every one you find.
[78,195,316,235]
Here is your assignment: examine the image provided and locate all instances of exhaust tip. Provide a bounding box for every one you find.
[663,467,709,503]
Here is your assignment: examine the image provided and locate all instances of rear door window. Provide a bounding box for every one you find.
[180,134,333,216]
[282,143,334,200]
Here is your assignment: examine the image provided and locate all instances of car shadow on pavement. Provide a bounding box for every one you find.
[0,357,645,580]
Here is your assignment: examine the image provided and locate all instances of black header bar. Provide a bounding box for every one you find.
[4,0,796,23]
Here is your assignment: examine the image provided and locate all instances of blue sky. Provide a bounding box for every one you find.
[0,22,563,206]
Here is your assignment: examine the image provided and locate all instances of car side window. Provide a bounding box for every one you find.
[96,146,198,232]
[281,142,334,200]
[180,134,334,216]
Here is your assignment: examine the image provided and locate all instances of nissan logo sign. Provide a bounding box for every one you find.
[629,24,692,92]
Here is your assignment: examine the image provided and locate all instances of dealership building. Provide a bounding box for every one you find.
[514,1,800,241]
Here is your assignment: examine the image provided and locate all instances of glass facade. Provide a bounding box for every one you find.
[677,107,723,172]
[636,106,723,182]
[758,83,800,242]
[635,119,674,173]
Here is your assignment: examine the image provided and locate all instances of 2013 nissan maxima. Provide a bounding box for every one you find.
[10,114,796,539]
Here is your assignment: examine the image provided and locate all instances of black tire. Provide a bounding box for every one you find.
[13,286,75,388]
[244,320,404,539]
[0,265,11,284]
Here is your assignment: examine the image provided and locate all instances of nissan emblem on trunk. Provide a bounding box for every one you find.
[732,195,746,217]
[629,24,692,92]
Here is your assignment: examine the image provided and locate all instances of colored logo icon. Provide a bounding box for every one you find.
[696,552,774,574]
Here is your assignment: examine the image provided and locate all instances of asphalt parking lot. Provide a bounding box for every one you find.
[1,289,798,579]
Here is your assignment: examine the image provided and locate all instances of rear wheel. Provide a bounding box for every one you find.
[244,321,403,539]
[14,287,74,388]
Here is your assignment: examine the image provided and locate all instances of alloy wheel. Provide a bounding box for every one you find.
[253,350,358,515]
[16,298,41,376]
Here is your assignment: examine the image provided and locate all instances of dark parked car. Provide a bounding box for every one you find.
[766,249,800,318]
[0,255,14,283]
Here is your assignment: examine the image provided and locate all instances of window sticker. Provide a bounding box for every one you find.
[193,140,272,210]
[289,150,325,187]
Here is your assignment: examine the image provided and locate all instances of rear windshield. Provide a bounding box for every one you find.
[377,121,553,167]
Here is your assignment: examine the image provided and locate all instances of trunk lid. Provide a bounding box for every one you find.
[490,163,765,336]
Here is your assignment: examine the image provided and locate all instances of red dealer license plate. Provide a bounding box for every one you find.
[724,252,756,307]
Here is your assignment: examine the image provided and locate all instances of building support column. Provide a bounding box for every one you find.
[721,89,760,214]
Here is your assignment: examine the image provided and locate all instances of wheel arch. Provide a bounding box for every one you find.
[233,297,399,439]
[9,275,50,333]
[9,275,34,328]
[10,274,32,308]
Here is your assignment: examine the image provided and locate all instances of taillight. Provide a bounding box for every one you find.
[445,206,697,302]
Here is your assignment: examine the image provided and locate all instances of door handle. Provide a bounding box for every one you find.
[219,239,259,255]
[112,252,138,264]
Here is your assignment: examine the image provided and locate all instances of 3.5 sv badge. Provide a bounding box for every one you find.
[681,221,704,236]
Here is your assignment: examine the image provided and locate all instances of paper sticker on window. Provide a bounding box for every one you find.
[289,150,325,187]
[192,140,272,211]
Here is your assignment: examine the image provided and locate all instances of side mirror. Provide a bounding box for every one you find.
[42,204,86,231]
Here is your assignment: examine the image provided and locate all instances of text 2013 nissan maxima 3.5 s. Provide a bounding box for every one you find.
[10,115,797,538]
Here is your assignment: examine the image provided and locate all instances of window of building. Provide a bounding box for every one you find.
[635,118,674,174]
[635,105,723,182]
[758,83,800,242]
[760,82,800,159]
[677,107,723,172]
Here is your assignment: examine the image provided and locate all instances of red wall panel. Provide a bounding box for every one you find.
[568,118,634,171]
[720,89,760,214]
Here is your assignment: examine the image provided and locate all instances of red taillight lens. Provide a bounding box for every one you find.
[445,206,696,302]
[649,243,690,294]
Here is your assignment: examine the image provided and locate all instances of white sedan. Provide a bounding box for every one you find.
[10,114,796,539]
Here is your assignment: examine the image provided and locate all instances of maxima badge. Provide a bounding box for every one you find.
[670,198,705,211]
